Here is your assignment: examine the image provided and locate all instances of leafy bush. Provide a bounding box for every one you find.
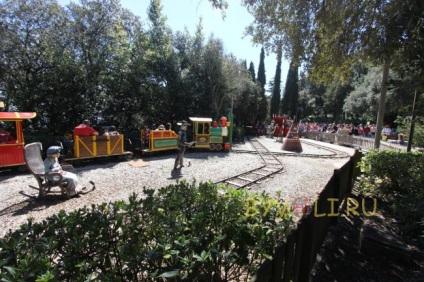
[358,150,424,235]
[0,181,294,281]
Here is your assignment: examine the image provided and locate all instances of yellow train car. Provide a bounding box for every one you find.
[64,135,132,163]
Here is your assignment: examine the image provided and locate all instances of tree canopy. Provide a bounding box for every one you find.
[0,0,257,135]
[0,0,422,142]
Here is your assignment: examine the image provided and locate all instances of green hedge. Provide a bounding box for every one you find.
[358,150,424,235]
[0,181,294,281]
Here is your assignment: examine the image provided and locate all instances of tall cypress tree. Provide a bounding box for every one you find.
[257,47,266,91]
[253,47,267,121]
[248,61,256,82]
[281,61,299,118]
[270,46,282,117]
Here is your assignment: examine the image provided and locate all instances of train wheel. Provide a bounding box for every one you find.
[209,144,216,151]
[215,144,223,151]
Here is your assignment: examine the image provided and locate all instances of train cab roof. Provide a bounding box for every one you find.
[189,117,212,123]
[0,112,37,121]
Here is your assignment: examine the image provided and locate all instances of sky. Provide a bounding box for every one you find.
[58,0,289,91]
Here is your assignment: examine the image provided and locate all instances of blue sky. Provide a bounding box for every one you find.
[58,0,289,91]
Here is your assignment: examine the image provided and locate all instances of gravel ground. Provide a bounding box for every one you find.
[0,137,355,238]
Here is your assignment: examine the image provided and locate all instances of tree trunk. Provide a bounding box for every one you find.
[407,89,418,152]
[374,55,390,149]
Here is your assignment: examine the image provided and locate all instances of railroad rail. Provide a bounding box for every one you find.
[215,137,284,189]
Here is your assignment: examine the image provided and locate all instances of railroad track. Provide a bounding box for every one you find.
[215,137,284,189]
[232,138,351,159]
[273,138,352,158]
[215,136,352,189]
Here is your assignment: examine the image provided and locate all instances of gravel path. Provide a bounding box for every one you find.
[0,137,355,238]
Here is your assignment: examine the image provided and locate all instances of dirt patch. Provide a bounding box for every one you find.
[311,184,424,282]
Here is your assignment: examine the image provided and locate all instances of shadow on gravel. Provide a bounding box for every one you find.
[185,151,229,160]
[0,194,67,218]
[312,187,424,282]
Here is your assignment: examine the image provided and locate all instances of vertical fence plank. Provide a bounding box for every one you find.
[292,221,305,282]
[271,244,285,282]
[282,231,296,282]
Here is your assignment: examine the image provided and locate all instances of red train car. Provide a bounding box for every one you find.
[273,115,290,137]
[0,102,36,170]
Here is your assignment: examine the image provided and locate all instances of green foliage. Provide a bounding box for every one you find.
[0,181,294,281]
[270,53,282,117]
[358,150,424,235]
[281,62,299,118]
[395,116,424,148]
[0,0,264,136]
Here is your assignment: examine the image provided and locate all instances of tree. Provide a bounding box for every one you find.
[257,47,266,91]
[248,61,256,82]
[281,61,298,118]
[243,0,421,148]
[0,0,83,133]
[102,10,147,129]
[269,46,282,117]
[255,47,268,121]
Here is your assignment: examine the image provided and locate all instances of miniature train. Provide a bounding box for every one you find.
[0,99,233,170]
[142,117,232,153]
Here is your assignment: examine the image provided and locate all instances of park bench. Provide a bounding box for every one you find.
[24,142,72,198]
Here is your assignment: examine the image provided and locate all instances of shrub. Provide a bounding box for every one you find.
[0,181,294,281]
[358,150,424,235]
[395,116,424,147]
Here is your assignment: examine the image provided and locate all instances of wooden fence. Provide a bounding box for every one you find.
[251,150,361,282]
[303,131,406,151]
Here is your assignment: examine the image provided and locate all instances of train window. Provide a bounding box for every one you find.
[196,123,211,134]
[198,123,204,134]
[0,122,17,144]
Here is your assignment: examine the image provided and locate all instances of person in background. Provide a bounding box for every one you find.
[382,125,392,140]
[73,120,98,136]
[3,130,17,143]
[370,124,377,137]
[363,124,370,137]
[141,125,149,148]
[44,146,83,197]
[156,124,165,130]
[102,126,110,136]
[108,125,119,135]
[268,121,275,138]
[397,133,406,145]
[166,122,172,130]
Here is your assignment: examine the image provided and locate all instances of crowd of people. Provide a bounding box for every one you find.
[295,121,379,137]
[253,119,406,145]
